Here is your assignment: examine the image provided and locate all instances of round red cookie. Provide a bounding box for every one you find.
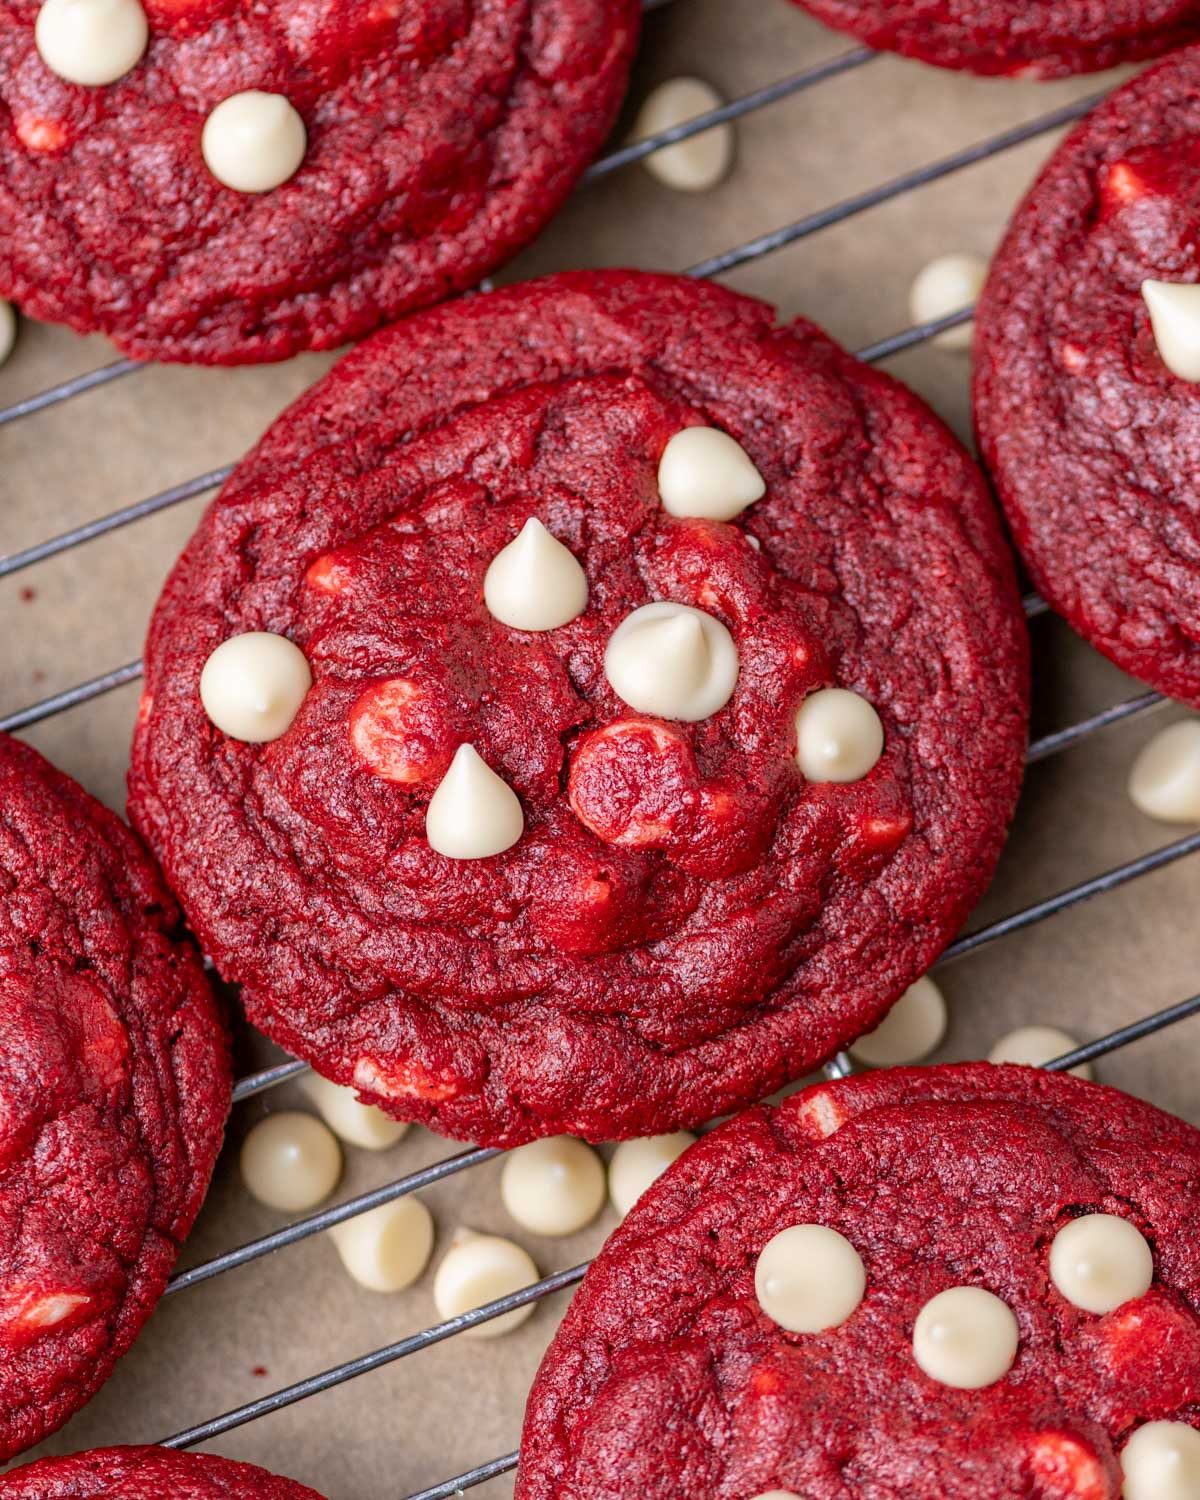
[975,49,1200,704]
[128,270,1028,1147]
[787,0,1200,77]
[0,734,229,1461]
[518,1063,1200,1500]
[0,1,639,365]
[0,1446,325,1499]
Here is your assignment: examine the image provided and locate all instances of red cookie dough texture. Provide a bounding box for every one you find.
[0,734,229,1461]
[517,1063,1200,1500]
[0,0,640,364]
[975,48,1200,707]
[0,1445,326,1499]
[129,270,1028,1147]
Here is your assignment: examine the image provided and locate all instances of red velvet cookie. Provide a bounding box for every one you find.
[0,1446,325,1499]
[0,0,639,364]
[788,0,1200,77]
[0,734,229,1462]
[518,1063,1200,1500]
[129,270,1028,1147]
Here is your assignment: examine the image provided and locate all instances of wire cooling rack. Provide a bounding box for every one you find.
[2,4,1199,1496]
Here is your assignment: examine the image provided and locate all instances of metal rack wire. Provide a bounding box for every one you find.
[2,11,1199,1498]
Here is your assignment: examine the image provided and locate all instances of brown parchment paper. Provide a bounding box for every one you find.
[0,3,1196,1496]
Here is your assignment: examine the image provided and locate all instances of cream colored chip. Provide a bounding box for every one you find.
[658,426,765,521]
[850,977,947,1067]
[35,0,148,86]
[1121,1422,1200,1500]
[199,631,311,743]
[329,1197,434,1293]
[425,744,524,859]
[912,1286,1018,1390]
[608,1132,695,1219]
[754,1224,866,1334]
[604,601,739,721]
[202,91,307,194]
[1049,1214,1153,1315]
[432,1230,539,1339]
[0,301,17,367]
[1128,720,1200,824]
[483,517,588,632]
[1143,280,1200,383]
[240,1111,342,1213]
[794,687,884,784]
[303,1074,408,1151]
[500,1137,606,1237]
[988,1024,1093,1080]
[908,252,988,352]
[632,77,734,193]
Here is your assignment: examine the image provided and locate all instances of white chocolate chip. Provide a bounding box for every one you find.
[754,1224,866,1334]
[19,1291,91,1329]
[1128,720,1200,823]
[240,1111,343,1213]
[35,0,148,86]
[1049,1214,1153,1315]
[0,301,17,367]
[632,77,734,193]
[1143,280,1200,383]
[908,252,988,352]
[329,1197,434,1293]
[912,1286,1019,1389]
[202,91,307,194]
[432,1229,540,1338]
[794,687,884,784]
[608,1132,695,1219]
[483,518,588,632]
[604,601,738,721]
[1121,1422,1200,1500]
[988,1024,1093,1081]
[302,1074,408,1151]
[658,426,765,521]
[500,1137,606,1237]
[424,744,524,860]
[199,631,312,743]
[850,977,947,1067]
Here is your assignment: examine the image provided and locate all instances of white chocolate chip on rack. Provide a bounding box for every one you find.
[632,77,734,193]
[35,0,148,86]
[1121,1422,1200,1500]
[989,1024,1093,1080]
[199,631,312,743]
[605,602,738,721]
[202,91,307,194]
[240,1111,343,1213]
[1049,1214,1153,1315]
[909,252,988,352]
[754,1224,866,1334]
[433,1230,539,1339]
[912,1286,1019,1389]
[0,301,16,367]
[658,426,765,521]
[794,687,884,784]
[500,1137,606,1237]
[303,1074,408,1151]
[329,1198,434,1293]
[1143,280,1200,383]
[1128,720,1200,823]
[425,744,524,859]
[483,518,588,632]
[850,977,947,1067]
[608,1132,695,1219]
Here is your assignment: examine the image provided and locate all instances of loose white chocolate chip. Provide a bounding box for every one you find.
[500,1137,606,1237]
[850,977,947,1067]
[908,252,988,352]
[199,631,312,743]
[989,1024,1093,1081]
[302,1074,408,1151]
[608,1132,695,1219]
[433,1230,540,1338]
[0,301,16,367]
[794,687,884,784]
[604,601,738,721]
[240,1111,342,1213]
[425,744,524,860]
[912,1286,1019,1389]
[202,91,307,194]
[632,77,734,193]
[329,1197,434,1293]
[483,518,588,632]
[1121,1422,1200,1500]
[658,426,766,521]
[754,1224,866,1334]
[1143,280,1200,383]
[35,0,148,86]
[1049,1214,1153,1315]
[1128,720,1200,824]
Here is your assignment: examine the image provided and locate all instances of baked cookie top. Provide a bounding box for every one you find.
[0,1446,325,1499]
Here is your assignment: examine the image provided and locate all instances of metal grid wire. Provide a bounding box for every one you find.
[2,8,1199,1496]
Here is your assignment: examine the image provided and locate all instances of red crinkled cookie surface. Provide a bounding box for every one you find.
[0,1445,326,1499]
